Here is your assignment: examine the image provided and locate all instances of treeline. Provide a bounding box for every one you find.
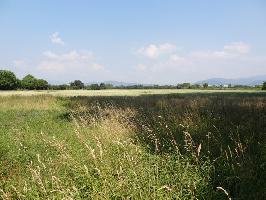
[1,70,266,90]
[0,70,49,90]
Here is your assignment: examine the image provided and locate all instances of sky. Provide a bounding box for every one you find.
[0,0,266,84]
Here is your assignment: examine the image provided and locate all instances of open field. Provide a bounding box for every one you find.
[0,93,266,199]
[0,89,265,97]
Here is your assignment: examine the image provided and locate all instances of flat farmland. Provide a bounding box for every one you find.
[0,89,265,97]
[0,92,266,199]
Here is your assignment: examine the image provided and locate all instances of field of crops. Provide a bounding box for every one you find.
[0,92,265,199]
[0,89,265,97]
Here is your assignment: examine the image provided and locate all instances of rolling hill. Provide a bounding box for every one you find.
[196,75,266,86]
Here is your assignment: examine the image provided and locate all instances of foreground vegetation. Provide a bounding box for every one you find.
[0,93,265,199]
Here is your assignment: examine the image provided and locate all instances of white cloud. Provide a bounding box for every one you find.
[38,50,104,73]
[133,41,257,83]
[49,32,65,45]
[135,42,250,70]
[11,59,32,78]
[191,50,230,60]
[10,41,260,84]
[137,43,177,58]
[36,50,109,82]
[42,50,94,62]
[169,54,191,65]
[192,42,250,60]
[223,42,250,54]
[11,47,110,82]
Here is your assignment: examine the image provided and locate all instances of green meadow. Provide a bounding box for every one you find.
[0,91,265,199]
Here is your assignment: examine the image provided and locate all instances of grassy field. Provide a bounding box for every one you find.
[0,89,265,97]
[0,92,265,199]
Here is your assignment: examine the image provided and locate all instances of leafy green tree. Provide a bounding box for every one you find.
[190,84,200,89]
[89,84,100,90]
[20,75,49,90]
[21,74,38,90]
[70,80,84,89]
[178,83,191,89]
[105,84,114,89]
[0,70,19,90]
[262,81,266,90]
[36,79,49,90]
[50,84,69,90]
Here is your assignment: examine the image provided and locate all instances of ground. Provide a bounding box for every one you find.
[0,90,265,199]
[0,89,265,97]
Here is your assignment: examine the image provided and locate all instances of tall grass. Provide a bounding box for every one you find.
[0,93,265,199]
[69,94,266,199]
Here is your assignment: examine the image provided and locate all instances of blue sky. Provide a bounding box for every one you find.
[0,0,266,84]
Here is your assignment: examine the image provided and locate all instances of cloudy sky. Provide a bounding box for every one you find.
[0,0,266,84]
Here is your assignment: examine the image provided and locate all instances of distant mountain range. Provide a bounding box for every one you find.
[49,75,266,86]
[93,75,266,87]
[86,81,140,87]
[196,75,266,86]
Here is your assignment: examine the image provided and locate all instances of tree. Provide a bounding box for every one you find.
[177,83,191,89]
[190,84,200,89]
[20,74,49,90]
[99,83,106,90]
[70,80,84,89]
[36,79,49,90]
[21,74,38,90]
[262,81,266,90]
[89,84,100,90]
[50,84,69,90]
[203,83,208,88]
[0,70,19,90]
